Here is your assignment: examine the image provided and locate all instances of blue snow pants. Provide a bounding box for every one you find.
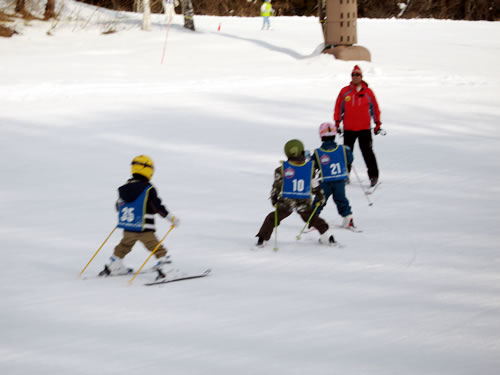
[314,180,352,217]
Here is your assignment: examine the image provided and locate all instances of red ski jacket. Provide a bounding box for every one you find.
[334,81,381,131]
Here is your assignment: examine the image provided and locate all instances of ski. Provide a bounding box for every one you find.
[182,0,195,31]
[252,241,344,250]
[327,241,345,248]
[82,267,172,280]
[335,224,363,233]
[144,269,211,286]
[82,270,132,280]
[250,244,280,251]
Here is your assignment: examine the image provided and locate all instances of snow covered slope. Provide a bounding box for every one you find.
[1,3,500,374]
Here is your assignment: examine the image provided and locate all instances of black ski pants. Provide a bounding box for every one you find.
[256,207,329,241]
[343,129,379,180]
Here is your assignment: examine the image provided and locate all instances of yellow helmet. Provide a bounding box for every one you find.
[131,155,154,180]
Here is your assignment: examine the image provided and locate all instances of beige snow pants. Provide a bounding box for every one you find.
[114,231,167,259]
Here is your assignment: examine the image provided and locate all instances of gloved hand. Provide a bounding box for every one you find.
[271,194,281,206]
[335,121,342,135]
[166,213,180,227]
[374,122,382,135]
[315,193,326,207]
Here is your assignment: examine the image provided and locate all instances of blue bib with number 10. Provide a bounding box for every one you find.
[281,160,313,199]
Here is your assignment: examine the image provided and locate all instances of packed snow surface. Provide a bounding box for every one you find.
[1,2,500,374]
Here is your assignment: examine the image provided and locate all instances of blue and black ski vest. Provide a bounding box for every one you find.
[117,185,154,232]
[281,160,314,199]
[314,146,348,182]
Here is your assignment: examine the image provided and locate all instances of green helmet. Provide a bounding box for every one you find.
[284,139,304,158]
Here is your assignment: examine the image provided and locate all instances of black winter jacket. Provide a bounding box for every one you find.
[116,174,169,232]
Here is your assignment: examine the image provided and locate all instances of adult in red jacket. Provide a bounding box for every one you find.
[334,65,383,187]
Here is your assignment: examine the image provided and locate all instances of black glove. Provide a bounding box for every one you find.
[374,122,382,135]
[315,194,325,206]
[335,121,342,135]
[271,195,280,206]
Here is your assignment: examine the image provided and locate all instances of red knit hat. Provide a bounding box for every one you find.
[352,65,362,76]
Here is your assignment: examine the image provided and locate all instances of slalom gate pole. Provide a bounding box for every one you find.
[273,205,279,252]
[351,165,374,206]
[296,202,320,240]
[160,10,173,64]
[129,223,175,285]
[79,226,117,277]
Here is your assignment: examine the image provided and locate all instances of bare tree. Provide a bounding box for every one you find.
[15,0,26,14]
[181,0,195,30]
[44,0,56,20]
[142,0,152,30]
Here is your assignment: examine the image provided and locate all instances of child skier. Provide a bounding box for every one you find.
[260,0,273,30]
[255,139,336,247]
[312,122,356,229]
[99,155,179,277]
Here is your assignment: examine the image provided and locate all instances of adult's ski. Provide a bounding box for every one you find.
[144,269,211,286]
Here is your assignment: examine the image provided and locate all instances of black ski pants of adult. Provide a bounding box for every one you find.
[343,129,379,180]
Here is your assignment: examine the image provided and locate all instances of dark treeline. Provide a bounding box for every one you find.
[79,0,498,21]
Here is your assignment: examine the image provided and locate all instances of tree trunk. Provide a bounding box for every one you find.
[181,0,195,30]
[142,0,152,31]
[44,0,56,20]
[15,0,26,13]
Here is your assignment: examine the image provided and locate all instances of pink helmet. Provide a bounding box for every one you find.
[319,122,337,138]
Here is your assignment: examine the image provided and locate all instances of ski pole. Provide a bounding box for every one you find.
[351,165,374,206]
[129,223,175,285]
[296,202,320,240]
[160,6,173,64]
[273,204,279,252]
[79,226,117,277]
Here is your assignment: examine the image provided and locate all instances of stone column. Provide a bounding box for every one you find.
[321,0,371,61]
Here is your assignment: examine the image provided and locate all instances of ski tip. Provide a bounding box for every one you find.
[144,268,211,286]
